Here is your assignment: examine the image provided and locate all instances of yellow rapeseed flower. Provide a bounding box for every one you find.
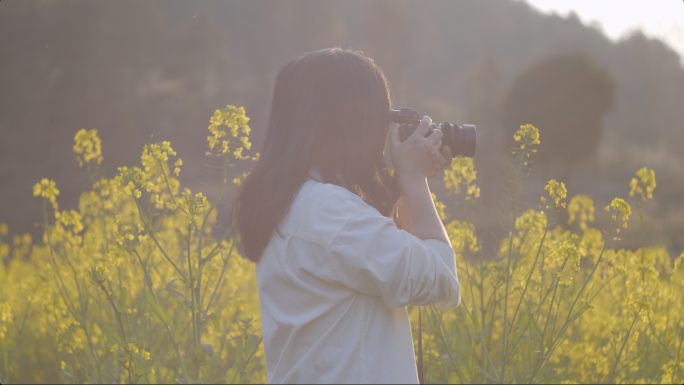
[33,178,60,212]
[58,210,84,234]
[127,342,139,356]
[86,266,107,287]
[568,195,595,230]
[113,166,146,200]
[513,124,540,160]
[33,178,59,200]
[629,167,656,201]
[73,129,103,167]
[174,158,183,176]
[207,105,252,159]
[605,198,631,228]
[445,220,480,255]
[544,180,567,208]
[431,192,446,220]
[233,171,249,187]
[444,157,480,200]
[513,124,540,145]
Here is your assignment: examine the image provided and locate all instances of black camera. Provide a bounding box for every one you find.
[390,108,476,158]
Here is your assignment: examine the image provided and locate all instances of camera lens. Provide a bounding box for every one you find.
[392,109,476,158]
[440,123,476,158]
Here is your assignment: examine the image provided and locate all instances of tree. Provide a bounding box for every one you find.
[501,53,614,177]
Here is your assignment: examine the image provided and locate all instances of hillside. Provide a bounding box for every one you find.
[1,0,682,255]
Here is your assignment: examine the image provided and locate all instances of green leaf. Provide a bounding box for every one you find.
[145,291,172,327]
[209,313,220,333]
[200,250,218,267]
[475,365,499,382]
[165,278,193,308]
[244,334,259,361]
[200,343,214,358]
[225,367,240,384]
[61,370,76,380]
[193,344,210,367]
[118,286,128,311]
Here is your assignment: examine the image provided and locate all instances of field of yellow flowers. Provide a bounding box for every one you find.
[1,106,682,384]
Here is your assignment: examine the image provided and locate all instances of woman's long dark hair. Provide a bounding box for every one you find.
[236,48,401,263]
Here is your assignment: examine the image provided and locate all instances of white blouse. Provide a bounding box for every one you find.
[255,177,461,384]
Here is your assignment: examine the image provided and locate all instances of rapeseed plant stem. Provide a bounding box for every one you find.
[42,200,77,318]
[528,218,618,382]
[501,150,525,383]
[508,217,549,332]
[457,183,493,380]
[42,198,104,382]
[68,352,81,383]
[607,308,641,383]
[98,285,127,342]
[2,301,30,384]
[157,159,178,207]
[195,153,230,344]
[133,196,187,280]
[131,250,191,385]
[533,250,572,376]
[460,299,500,381]
[185,225,200,373]
[203,245,233,319]
[537,249,544,324]
[132,249,156,299]
[563,219,616,328]
[127,354,133,384]
[86,162,109,266]
[426,306,465,383]
[478,250,486,355]
[459,186,479,320]
[485,284,499,356]
[75,346,98,383]
[675,329,684,375]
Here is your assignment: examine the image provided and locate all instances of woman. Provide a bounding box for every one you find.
[235,48,461,383]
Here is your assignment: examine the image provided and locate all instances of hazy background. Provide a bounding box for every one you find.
[2,0,683,258]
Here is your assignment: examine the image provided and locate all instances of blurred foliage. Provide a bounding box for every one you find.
[414,124,684,384]
[1,106,683,383]
[1,105,263,384]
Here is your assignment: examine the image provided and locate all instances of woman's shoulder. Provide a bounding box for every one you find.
[276,179,380,248]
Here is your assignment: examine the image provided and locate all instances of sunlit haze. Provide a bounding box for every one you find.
[525,0,684,63]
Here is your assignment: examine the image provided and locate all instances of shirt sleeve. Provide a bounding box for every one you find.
[326,211,461,310]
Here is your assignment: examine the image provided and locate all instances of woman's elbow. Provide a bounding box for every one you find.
[436,281,461,310]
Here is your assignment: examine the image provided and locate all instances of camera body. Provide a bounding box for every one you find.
[390,108,476,158]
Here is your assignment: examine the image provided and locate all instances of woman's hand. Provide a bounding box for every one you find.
[389,116,450,184]
[427,145,453,180]
[389,116,451,246]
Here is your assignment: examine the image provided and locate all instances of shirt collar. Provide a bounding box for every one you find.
[308,167,347,187]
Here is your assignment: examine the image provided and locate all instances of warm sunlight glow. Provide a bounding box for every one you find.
[525,0,684,63]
